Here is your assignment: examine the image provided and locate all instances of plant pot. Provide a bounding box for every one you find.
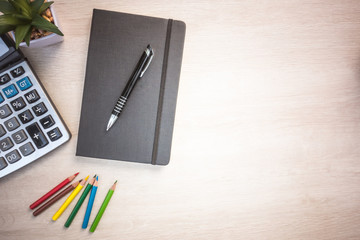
[11,5,63,48]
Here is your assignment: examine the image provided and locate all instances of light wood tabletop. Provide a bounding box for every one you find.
[1,0,360,239]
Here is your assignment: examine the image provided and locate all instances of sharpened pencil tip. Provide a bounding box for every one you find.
[75,172,79,176]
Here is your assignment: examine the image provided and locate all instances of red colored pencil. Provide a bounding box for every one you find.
[33,180,81,216]
[30,172,79,209]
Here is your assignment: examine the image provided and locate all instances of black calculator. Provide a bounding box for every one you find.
[0,34,70,178]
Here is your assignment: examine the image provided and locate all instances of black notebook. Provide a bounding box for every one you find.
[76,9,186,165]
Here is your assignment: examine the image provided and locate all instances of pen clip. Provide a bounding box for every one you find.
[140,48,154,78]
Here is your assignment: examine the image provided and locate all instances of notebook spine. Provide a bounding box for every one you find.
[151,19,173,165]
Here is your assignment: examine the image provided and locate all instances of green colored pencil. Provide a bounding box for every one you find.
[64,175,96,228]
[89,181,117,232]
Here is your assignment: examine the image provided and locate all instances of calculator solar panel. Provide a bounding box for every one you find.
[0,34,70,178]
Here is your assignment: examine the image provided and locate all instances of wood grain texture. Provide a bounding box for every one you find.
[1,0,360,239]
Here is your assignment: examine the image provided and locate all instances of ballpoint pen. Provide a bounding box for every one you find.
[106,44,154,131]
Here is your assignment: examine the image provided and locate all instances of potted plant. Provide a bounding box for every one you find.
[0,0,63,48]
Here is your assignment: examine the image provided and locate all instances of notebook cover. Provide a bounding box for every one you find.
[76,9,186,165]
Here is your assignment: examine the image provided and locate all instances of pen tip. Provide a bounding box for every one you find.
[84,175,89,181]
[106,115,118,131]
[74,172,79,176]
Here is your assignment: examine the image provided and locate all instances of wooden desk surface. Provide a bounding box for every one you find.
[1,0,360,239]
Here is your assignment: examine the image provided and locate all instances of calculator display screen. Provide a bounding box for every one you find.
[0,37,10,57]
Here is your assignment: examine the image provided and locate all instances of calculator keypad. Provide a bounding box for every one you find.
[10,66,24,78]
[12,129,27,144]
[4,117,20,131]
[26,122,48,149]
[16,77,32,91]
[0,157,7,169]
[0,60,70,178]
[18,109,34,124]
[24,89,40,103]
[3,84,18,98]
[5,149,21,163]
[0,137,14,151]
[0,74,10,85]
[32,102,47,116]
[0,125,5,137]
[0,104,12,119]
[19,142,35,156]
[47,127,62,142]
[11,97,26,111]
[40,115,55,129]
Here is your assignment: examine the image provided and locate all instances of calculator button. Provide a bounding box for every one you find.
[0,125,6,137]
[47,127,62,141]
[5,149,21,164]
[24,89,40,103]
[26,123,48,149]
[19,142,35,156]
[0,137,14,151]
[0,104,12,119]
[0,93,4,103]
[4,117,20,131]
[18,109,34,124]
[32,102,47,116]
[40,115,55,129]
[0,157,7,170]
[10,66,25,78]
[2,84,18,98]
[16,77,32,91]
[12,130,27,144]
[0,73,10,85]
[10,97,26,111]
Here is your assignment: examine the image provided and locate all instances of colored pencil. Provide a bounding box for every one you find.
[90,181,117,232]
[33,180,81,216]
[52,175,89,221]
[82,176,98,229]
[30,172,79,209]
[64,175,96,228]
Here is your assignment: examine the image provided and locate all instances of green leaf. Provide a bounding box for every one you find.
[12,13,31,21]
[14,24,31,48]
[9,0,31,18]
[30,0,43,15]
[31,14,63,36]
[0,14,26,25]
[0,24,15,34]
[38,1,53,14]
[0,0,16,14]
[23,26,31,46]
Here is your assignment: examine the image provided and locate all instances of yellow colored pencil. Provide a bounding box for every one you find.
[52,175,89,221]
